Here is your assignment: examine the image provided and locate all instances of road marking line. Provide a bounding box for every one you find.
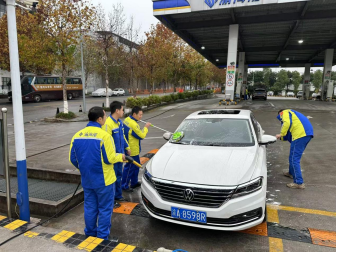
[267,206,280,223]
[77,236,97,250]
[122,245,136,252]
[309,228,336,248]
[267,206,283,252]
[162,114,175,119]
[269,237,284,252]
[24,231,39,238]
[112,243,128,252]
[4,219,27,231]
[52,230,76,243]
[0,215,6,221]
[269,102,275,107]
[113,202,139,215]
[268,204,336,217]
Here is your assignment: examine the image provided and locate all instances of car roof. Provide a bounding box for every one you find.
[186,109,252,120]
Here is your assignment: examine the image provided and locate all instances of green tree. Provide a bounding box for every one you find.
[312,69,323,92]
[247,71,263,85]
[263,68,272,87]
[38,0,95,113]
[269,71,277,88]
[292,71,301,93]
[277,70,289,92]
[0,8,56,75]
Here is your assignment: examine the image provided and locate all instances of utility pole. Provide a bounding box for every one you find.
[76,0,86,112]
[6,0,30,222]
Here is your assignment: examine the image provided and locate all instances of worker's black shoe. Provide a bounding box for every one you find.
[115,197,129,202]
[131,182,141,189]
[113,202,121,209]
[123,188,134,193]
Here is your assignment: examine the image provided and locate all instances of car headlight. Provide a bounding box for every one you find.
[143,168,155,188]
[231,177,263,199]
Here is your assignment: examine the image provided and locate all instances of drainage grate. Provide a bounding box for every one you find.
[0,177,82,202]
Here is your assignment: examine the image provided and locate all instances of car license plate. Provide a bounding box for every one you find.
[171,207,207,223]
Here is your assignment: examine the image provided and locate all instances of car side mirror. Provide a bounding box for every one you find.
[163,132,172,141]
[259,135,277,145]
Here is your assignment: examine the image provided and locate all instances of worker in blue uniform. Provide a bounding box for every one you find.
[69,107,126,239]
[276,109,314,189]
[103,101,131,202]
[122,106,151,192]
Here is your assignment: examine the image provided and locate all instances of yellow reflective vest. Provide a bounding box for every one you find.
[69,121,123,189]
[123,116,148,156]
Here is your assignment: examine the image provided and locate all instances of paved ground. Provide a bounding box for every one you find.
[0,96,335,252]
[0,93,170,125]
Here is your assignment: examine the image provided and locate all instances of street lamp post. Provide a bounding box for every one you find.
[6,0,30,222]
[76,0,86,112]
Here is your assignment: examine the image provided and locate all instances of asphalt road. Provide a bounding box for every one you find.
[0,94,165,125]
[38,96,336,252]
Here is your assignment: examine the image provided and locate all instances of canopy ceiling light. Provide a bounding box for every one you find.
[201,46,205,50]
[298,40,304,44]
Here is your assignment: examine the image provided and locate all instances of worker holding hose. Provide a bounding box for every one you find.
[103,101,131,204]
[69,107,126,240]
[122,106,151,192]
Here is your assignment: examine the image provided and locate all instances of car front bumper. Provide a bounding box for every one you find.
[141,178,266,231]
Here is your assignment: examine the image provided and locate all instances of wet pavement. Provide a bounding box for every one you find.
[1,96,335,252]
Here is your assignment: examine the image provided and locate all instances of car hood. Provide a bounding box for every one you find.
[148,143,259,186]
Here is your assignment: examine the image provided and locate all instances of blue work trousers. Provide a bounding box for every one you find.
[83,183,115,240]
[114,162,123,199]
[289,136,312,184]
[122,155,140,190]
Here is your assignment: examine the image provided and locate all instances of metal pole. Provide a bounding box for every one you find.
[80,39,86,112]
[78,2,86,112]
[2,108,12,219]
[6,0,30,222]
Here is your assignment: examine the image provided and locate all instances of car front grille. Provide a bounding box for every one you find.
[151,179,235,208]
[142,194,263,227]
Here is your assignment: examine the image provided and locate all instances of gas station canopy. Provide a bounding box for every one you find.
[152,0,336,68]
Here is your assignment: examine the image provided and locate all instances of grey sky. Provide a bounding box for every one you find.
[91,0,158,41]
[90,0,335,73]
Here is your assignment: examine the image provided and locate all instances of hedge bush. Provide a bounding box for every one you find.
[161,95,172,103]
[56,111,76,119]
[125,90,213,109]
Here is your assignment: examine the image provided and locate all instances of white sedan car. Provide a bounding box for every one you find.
[141,109,276,231]
[92,88,113,97]
[286,91,295,97]
[112,88,126,96]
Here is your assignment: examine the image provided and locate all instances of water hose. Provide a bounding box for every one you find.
[125,156,142,168]
[139,120,172,133]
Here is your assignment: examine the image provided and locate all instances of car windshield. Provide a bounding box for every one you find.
[95,89,104,92]
[113,88,119,91]
[170,118,255,147]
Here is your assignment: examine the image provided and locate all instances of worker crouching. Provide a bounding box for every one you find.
[69,107,126,239]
